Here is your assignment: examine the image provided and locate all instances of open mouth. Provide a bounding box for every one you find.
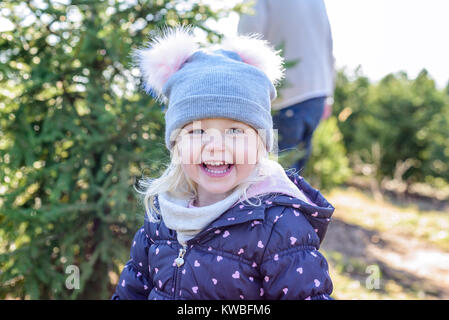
[200,162,234,177]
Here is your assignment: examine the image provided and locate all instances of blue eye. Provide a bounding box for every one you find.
[189,129,204,134]
[226,128,244,135]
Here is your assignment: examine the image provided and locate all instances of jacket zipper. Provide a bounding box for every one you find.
[173,244,187,299]
[175,246,186,267]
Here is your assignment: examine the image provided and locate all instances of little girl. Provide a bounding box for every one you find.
[112,26,335,300]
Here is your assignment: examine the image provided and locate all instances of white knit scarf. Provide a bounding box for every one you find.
[157,186,245,246]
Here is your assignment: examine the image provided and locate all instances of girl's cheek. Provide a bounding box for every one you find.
[181,163,196,179]
[228,136,258,165]
[178,137,202,165]
[230,139,243,165]
[234,163,257,181]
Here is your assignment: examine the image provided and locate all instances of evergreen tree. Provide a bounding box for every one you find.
[333,68,449,186]
[0,0,233,299]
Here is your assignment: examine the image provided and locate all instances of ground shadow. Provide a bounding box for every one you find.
[345,182,449,213]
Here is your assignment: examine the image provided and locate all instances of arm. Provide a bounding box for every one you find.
[325,4,336,99]
[259,207,333,300]
[321,9,335,121]
[111,225,153,300]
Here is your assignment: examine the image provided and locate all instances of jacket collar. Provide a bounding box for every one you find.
[269,173,335,244]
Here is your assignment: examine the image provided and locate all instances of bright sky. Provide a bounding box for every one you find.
[1,0,448,89]
[209,0,449,89]
[324,0,449,89]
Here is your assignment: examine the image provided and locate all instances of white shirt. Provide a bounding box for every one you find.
[238,0,336,110]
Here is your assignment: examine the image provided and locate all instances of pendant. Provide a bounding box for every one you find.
[175,257,184,267]
[175,247,186,267]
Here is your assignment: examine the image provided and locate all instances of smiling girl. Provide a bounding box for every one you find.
[112,26,335,300]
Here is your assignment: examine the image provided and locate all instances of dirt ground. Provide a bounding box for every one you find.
[321,189,449,299]
[323,218,449,299]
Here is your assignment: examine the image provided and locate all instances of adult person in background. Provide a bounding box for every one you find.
[238,0,336,172]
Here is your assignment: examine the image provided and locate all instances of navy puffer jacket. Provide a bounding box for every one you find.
[112,171,334,300]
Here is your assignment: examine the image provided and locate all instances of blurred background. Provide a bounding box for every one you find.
[0,0,448,299]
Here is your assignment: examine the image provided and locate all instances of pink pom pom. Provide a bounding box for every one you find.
[132,26,199,101]
[221,33,285,85]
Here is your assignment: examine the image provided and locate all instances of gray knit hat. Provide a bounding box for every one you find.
[133,26,284,152]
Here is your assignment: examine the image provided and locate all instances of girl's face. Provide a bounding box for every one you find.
[175,118,264,198]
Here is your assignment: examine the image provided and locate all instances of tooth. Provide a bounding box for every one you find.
[205,161,226,166]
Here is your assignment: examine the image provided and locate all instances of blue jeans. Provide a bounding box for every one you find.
[272,96,325,172]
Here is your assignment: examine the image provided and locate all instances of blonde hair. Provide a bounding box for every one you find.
[134,131,273,222]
